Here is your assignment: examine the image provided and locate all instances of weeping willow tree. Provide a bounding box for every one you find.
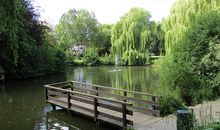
[111,8,155,65]
[163,0,220,54]
[0,0,23,65]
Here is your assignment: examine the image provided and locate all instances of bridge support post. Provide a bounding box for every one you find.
[67,92,71,112]
[51,104,56,111]
[152,96,156,110]
[44,86,48,101]
[70,82,74,91]
[122,91,127,128]
[94,98,98,122]
[122,104,127,128]
[94,86,99,123]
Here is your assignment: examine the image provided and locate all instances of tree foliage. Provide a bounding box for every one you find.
[160,10,220,105]
[96,24,112,55]
[56,9,99,50]
[0,0,66,78]
[149,23,164,56]
[83,48,100,66]
[163,0,220,54]
[111,8,162,65]
[0,0,22,65]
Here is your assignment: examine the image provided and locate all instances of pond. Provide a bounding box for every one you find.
[0,66,158,130]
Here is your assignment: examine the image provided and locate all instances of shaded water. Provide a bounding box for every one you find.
[0,66,158,130]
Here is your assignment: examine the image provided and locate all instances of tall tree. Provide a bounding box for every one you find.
[56,9,99,50]
[0,0,22,65]
[96,24,112,55]
[0,0,66,78]
[111,8,155,65]
[149,22,164,56]
[163,0,220,54]
[160,10,220,105]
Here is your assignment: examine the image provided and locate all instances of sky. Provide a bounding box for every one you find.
[35,0,177,25]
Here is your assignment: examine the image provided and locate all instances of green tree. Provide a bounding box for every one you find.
[160,10,220,105]
[162,0,220,54]
[56,9,99,50]
[0,0,66,78]
[96,24,112,55]
[0,0,23,65]
[111,8,156,65]
[149,22,164,56]
[83,48,100,66]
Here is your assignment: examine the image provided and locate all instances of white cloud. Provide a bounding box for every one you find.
[35,0,176,25]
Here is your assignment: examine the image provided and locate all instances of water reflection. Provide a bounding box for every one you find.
[70,66,158,94]
[45,109,112,130]
[0,73,67,130]
[0,66,158,130]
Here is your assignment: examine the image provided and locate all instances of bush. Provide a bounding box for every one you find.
[83,48,100,66]
[99,53,113,65]
[73,60,84,66]
[65,51,75,63]
[157,85,185,116]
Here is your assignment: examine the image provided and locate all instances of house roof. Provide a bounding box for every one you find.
[0,65,4,73]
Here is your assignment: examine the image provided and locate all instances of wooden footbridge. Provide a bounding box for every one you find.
[44,81,161,129]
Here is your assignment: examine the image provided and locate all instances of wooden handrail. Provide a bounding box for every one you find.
[47,81,72,86]
[72,81,161,98]
[46,81,161,98]
[69,85,160,107]
[45,81,161,117]
[45,85,133,106]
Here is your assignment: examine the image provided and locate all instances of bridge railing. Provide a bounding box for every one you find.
[71,81,161,116]
[46,81,161,116]
[45,85,133,128]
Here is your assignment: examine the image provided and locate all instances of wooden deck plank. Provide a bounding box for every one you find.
[48,96,159,129]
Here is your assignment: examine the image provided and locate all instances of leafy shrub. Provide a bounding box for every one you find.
[65,51,75,63]
[157,85,185,116]
[73,60,84,66]
[83,48,100,66]
[99,53,113,65]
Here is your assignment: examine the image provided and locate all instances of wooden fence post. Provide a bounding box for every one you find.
[70,82,73,91]
[152,96,156,110]
[122,104,127,128]
[123,91,127,102]
[51,104,56,111]
[123,91,127,128]
[45,86,48,101]
[67,92,71,112]
[94,98,98,122]
[94,86,99,123]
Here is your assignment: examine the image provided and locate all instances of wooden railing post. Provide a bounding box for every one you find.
[94,98,98,122]
[70,82,73,91]
[52,105,56,111]
[152,96,156,110]
[95,86,99,96]
[122,104,127,128]
[123,91,127,128]
[94,86,99,123]
[67,92,71,112]
[123,91,127,102]
[45,86,48,101]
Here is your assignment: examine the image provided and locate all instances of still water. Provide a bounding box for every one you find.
[0,66,158,130]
